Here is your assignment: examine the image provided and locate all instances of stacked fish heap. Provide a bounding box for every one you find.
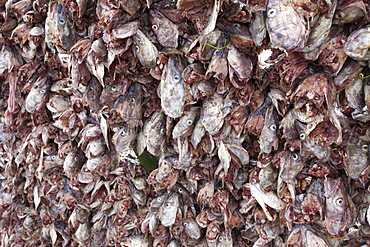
[1,0,370,246]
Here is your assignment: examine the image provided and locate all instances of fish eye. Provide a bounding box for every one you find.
[219,236,224,241]
[51,155,56,160]
[152,24,158,31]
[299,133,305,140]
[111,85,117,91]
[186,119,193,125]
[178,188,183,193]
[336,198,344,205]
[172,158,177,162]
[165,203,170,207]
[120,130,126,136]
[89,86,93,91]
[160,129,165,134]
[269,124,277,131]
[267,9,276,18]
[58,18,65,25]
[130,98,136,103]
[362,144,369,151]
[335,11,345,19]
[184,222,188,226]
[157,197,162,202]
[74,157,78,161]
[134,45,140,51]
[232,23,240,28]
[292,153,299,160]
[39,89,46,94]
[173,75,181,82]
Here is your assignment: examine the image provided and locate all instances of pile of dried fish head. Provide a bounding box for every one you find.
[1,0,370,246]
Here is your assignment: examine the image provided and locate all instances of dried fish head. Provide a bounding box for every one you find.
[206,220,221,246]
[25,76,50,113]
[216,228,233,247]
[266,0,308,51]
[111,123,137,152]
[344,137,369,179]
[56,3,77,50]
[159,54,186,118]
[133,29,158,68]
[145,111,166,156]
[344,25,370,61]
[183,218,201,240]
[227,44,253,88]
[100,82,125,107]
[201,93,224,135]
[158,192,179,227]
[114,82,143,126]
[259,105,279,154]
[150,9,179,48]
[324,177,354,237]
[172,107,199,139]
[83,77,102,112]
[291,73,334,122]
[333,0,367,25]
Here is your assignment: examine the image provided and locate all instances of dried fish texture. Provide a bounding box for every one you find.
[2,0,370,246]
